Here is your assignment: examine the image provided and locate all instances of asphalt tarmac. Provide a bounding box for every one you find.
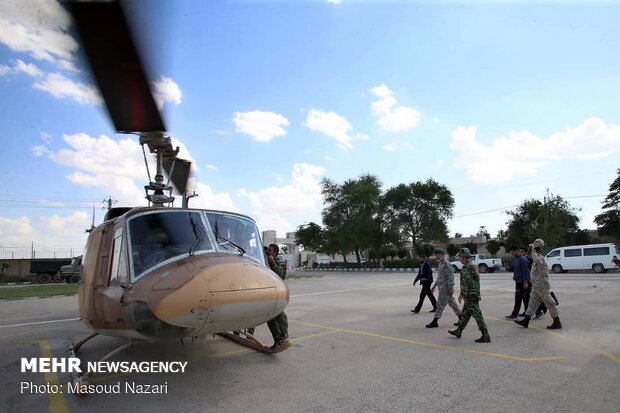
[1,270,619,413]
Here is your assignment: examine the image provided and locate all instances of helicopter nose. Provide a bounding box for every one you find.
[151,255,289,333]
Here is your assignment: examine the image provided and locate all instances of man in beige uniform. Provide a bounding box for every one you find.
[515,239,562,330]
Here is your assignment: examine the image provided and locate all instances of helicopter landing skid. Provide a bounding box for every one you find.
[217,331,271,353]
[67,333,133,395]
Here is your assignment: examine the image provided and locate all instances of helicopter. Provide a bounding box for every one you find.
[66,0,289,389]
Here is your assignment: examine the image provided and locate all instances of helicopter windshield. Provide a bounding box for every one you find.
[128,210,212,278]
[206,212,265,264]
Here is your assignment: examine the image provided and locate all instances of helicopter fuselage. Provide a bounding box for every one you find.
[78,207,288,341]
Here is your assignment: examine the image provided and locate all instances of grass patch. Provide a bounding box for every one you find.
[0,283,78,300]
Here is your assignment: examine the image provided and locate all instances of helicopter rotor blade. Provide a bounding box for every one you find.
[163,158,192,195]
[69,0,165,133]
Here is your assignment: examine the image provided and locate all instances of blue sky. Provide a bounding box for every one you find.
[1,0,619,253]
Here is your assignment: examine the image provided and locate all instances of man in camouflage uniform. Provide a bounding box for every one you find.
[515,239,562,330]
[448,248,491,343]
[426,248,461,328]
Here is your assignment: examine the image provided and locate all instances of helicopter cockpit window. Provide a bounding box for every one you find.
[206,213,265,264]
[128,211,212,279]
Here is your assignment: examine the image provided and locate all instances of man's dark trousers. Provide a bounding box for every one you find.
[414,282,437,312]
[511,282,530,316]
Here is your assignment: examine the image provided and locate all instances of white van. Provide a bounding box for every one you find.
[545,243,619,274]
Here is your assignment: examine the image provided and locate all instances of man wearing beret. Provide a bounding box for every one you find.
[426,248,461,328]
[448,248,491,343]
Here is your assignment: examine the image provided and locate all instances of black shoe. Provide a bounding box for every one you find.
[505,314,519,320]
[426,319,439,328]
[533,311,544,320]
[515,315,531,328]
[475,331,491,343]
[448,328,462,339]
[411,309,420,314]
[518,312,526,317]
[429,308,437,313]
[547,317,562,330]
[454,315,462,326]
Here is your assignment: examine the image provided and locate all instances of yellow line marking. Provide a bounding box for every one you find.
[38,341,69,413]
[90,330,337,384]
[601,352,620,366]
[291,320,564,363]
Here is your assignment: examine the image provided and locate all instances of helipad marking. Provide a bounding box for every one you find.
[600,352,620,366]
[291,320,565,363]
[39,340,69,413]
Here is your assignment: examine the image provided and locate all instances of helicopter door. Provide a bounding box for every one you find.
[95,225,130,330]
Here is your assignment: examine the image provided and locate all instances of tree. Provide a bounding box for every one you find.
[446,243,460,258]
[383,178,455,256]
[321,174,383,264]
[476,226,491,240]
[486,239,500,256]
[496,229,507,240]
[294,222,325,252]
[462,242,478,254]
[454,233,463,239]
[594,169,620,242]
[280,245,289,254]
[505,192,581,250]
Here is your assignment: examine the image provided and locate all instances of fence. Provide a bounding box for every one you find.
[0,247,84,260]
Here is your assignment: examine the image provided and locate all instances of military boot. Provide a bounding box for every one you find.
[475,329,491,343]
[448,328,462,339]
[547,317,562,329]
[514,315,531,328]
[426,318,439,328]
[453,315,462,326]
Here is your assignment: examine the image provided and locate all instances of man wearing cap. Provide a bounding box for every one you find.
[448,248,491,343]
[515,239,562,330]
[426,248,461,328]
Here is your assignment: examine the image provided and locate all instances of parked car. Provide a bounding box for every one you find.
[545,243,619,274]
[450,254,502,273]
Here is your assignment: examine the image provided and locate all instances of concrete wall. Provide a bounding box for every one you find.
[0,259,35,279]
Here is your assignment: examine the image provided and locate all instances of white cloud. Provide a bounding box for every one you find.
[238,163,326,232]
[304,109,365,150]
[450,117,620,184]
[205,164,219,171]
[0,0,78,67]
[382,143,397,152]
[32,72,102,105]
[0,216,36,246]
[324,155,334,161]
[43,132,234,210]
[152,76,182,110]
[327,0,343,4]
[233,110,290,142]
[32,145,51,157]
[369,84,421,133]
[0,59,43,77]
[0,213,89,249]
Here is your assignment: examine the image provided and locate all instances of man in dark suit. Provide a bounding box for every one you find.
[411,254,437,313]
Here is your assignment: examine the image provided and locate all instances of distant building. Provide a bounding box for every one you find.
[262,230,302,268]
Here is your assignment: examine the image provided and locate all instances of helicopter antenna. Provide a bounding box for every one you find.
[85,203,96,233]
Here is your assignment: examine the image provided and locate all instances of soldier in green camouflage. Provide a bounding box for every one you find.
[448,248,491,343]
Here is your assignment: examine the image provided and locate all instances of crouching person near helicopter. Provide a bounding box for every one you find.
[266,244,291,353]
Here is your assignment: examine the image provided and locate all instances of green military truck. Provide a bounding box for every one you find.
[29,259,72,283]
[60,256,82,283]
